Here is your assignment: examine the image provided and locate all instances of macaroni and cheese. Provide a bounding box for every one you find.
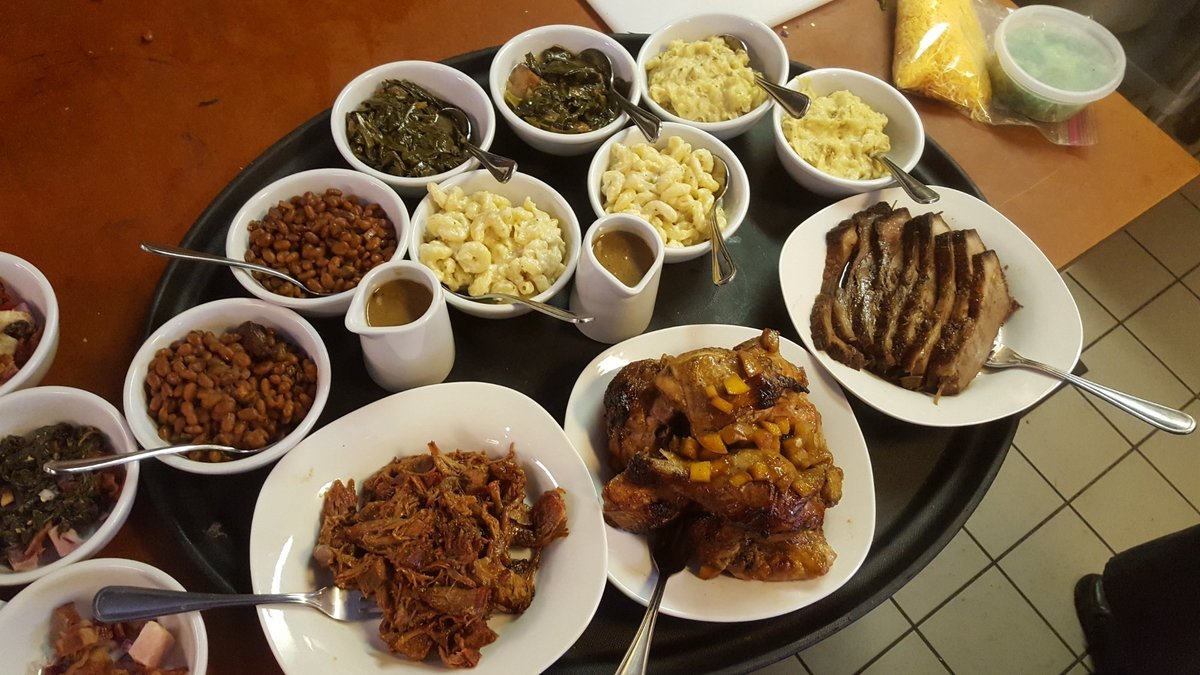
[645,36,768,123]
[418,183,566,298]
[600,135,726,247]
[781,84,891,180]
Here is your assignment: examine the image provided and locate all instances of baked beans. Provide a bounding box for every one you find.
[144,321,318,462]
[244,188,398,298]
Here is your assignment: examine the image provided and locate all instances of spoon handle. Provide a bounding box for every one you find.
[709,200,736,286]
[42,443,249,474]
[613,90,662,143]
[876,156,940,205]
[755,75,811,119]
[140,242,307,291]
[466,144,517,183]
[476,294,593,324]
[1007,354,1195,434]
[615,572,670,675]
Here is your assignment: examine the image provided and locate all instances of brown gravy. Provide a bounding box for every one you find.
[365,278,433,327]
[592,230,654,287]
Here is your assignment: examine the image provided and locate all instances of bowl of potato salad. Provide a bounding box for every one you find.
[587,121,749,263]
[636,14,788,140]
[408,171,581,319]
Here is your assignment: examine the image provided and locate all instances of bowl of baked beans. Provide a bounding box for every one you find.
[225,168,409,318]
[122,298,332,475]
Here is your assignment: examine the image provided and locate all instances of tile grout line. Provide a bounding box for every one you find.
[1135,445,1200,516]
[889,602,956,674]
[991,558,1082,660]
[1010,441,1122,557]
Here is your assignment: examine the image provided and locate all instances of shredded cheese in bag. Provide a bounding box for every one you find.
[893,0,992,122]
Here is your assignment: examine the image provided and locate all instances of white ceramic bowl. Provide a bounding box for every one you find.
[0,252,59,397]
[122,298,331,475]
[489,24,643,156]
[636,14,788,140]
[772,68,925,198]
[225,168,410,318]
[586,121,750,263]
[0,558,207,673]
[331,60,496,197]
[408,170,581,319]
[0,387,139,585]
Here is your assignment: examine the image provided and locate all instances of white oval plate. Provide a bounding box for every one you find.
[249,381,607,674]
[562,324,875,622]
[779,186,1083,427]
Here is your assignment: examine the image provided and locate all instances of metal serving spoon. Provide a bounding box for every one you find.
[578,48,662,142]
[874,155,940,204]
[140,242,335,297]
[615,519,690,675]
[718,35,811,118]
[93,585,379,623]
[708,156,736,286]
[986,340,1195,434]
[435,106,517,183]
[42,443,264,475]
[447,288,593,324]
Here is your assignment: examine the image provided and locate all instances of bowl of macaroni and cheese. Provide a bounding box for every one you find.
[587,121,749,263]
[331,60,497,197]
[636,14,787,141]
[409,170,582,319]
[489,24,644,157]
[771,68,925,198]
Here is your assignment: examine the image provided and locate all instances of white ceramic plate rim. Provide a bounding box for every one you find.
[562,324,875,622]
[779,186,1083,426]
[248,381,607,674]
[0,557,208,673]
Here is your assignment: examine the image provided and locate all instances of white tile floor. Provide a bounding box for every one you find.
[749,176,1200,674]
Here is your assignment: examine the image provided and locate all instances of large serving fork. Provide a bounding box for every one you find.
[93,585,380,623]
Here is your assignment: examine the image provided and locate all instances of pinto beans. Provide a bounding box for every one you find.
[143,321,319,462]
[243,188,398,298]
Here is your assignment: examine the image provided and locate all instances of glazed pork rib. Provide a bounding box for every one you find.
[808,202,1019,396]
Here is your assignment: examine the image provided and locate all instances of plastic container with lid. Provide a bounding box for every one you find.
[991,4,1126,122]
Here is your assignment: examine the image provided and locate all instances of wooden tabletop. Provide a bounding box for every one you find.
[3,0,1197,672]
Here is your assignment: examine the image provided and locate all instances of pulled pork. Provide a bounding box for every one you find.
[313,443,569,668]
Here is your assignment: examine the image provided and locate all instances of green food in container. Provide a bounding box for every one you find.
[991,5,1126,123]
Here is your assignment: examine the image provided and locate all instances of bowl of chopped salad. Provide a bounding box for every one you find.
[0,252,58,398]
[0,386,139,585]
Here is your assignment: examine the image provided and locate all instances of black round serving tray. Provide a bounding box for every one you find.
[141,35,1015,674]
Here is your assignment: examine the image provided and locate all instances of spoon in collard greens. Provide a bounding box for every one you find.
[578,48,662,142]
[434,107,517,183]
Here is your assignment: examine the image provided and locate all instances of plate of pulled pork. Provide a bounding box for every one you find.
[248,381,607,673]
[780,186,1082,427]
[562,325,874,622]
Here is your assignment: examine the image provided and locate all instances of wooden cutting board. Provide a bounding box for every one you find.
[587,0,837,33]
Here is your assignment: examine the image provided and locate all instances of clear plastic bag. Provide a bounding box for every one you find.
[892,0,1098,145]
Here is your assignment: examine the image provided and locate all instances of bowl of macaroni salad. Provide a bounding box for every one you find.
[637,14,788,140]
[409,170,581,318]
[771,68,925,198]
[587,122,749,263]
